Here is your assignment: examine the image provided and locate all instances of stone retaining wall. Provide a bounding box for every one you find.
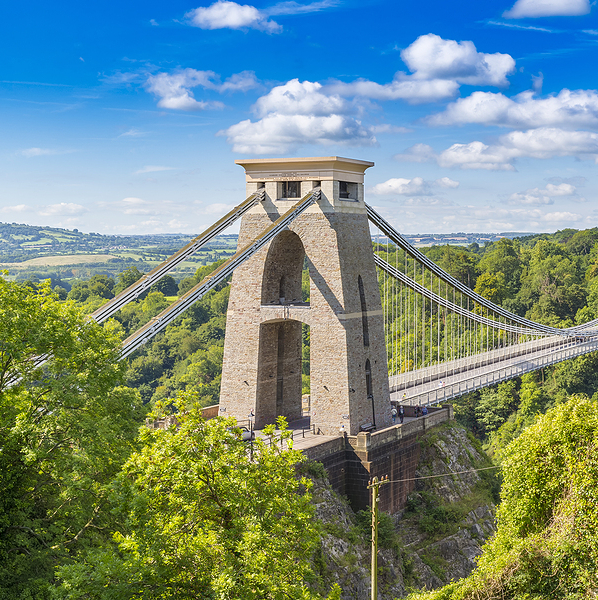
[304,406,453,512]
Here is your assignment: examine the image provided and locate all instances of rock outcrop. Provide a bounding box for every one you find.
[309,421,498,599]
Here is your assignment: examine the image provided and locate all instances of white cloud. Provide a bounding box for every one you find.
[266,0,339,16]
[438,140,518,171]
[543,211,582,222]
[122,197,147,204]
[369,124,412,134]
[220,79,376,153]
[222,113,376,154]
[145,68,259,111]
[511,194,554,205]
[546,175,587,186]
[540,183,576,195]
[427,89,598,129]
[401,34,515,87]
[186,1,281,32]
[504,0,590,19]
[120,197,156,215]
[185,0,338,32]
[370,176,459,196]
[140,219,162,228]
[455,206,581,228]
[325,34,515,104]
[471,206,583,227]
[134,165,176,174]
[204,202,236,214]
[508,182,578,205]
[38,203,86,216]
[436,177,460,188]
[21,147,60,157]
[401,128,598,170]
[502,128,598,159]
[146,69,225,111]
[325,77,460,104]
[0,204,32,213]
[394,143,437,163]
[371,177,429,196]
[254,79,349,117]
[532,72,543,94]
[219,71,260,93]
[118,128,145,138]
[402,197,455,207]
[487,19,554,32]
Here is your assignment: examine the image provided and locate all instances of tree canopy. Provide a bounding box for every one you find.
[54,398,340,600]
[408,395,598,600]
[0,277,143,599]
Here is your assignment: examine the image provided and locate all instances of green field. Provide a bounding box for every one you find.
[0,254,118,268]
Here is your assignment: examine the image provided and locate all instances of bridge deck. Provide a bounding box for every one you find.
[391,336,598,406]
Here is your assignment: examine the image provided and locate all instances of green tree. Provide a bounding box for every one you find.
[149,274,178,296]
[0,278,143,599]
[477,238,522,298]
[565,228,598,256]
[425,245,478,288]
[113,266,144,295]
[516,240,586,325]
[408,395,598,599]
[55,398,340,600]
[474,380,519,435]
[486,373,548,456]
[473,271,508,305]
[68,274,115,303]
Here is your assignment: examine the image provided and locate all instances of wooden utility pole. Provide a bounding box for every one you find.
[367,475,389,600]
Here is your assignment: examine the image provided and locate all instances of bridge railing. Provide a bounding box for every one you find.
[389,334,568,393]
[398,336,598,406]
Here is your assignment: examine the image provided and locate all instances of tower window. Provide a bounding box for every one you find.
[339,181,357,200]
[280,181,300,198]
[358,275,370,347]
[365,359,373,396]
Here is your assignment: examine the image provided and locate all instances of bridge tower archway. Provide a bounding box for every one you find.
[254,230,307,427]
[219,157,391,435]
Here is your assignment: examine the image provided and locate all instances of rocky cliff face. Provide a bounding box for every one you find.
[309,421,499,599]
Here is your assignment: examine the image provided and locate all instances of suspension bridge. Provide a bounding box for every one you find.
[87,156,598,438]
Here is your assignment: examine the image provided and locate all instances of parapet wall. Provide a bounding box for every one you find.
[303,406,453,512]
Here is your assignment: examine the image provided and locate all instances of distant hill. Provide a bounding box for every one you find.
[398,231,532,247]
[0,220,576,284]
[0,222,238,283]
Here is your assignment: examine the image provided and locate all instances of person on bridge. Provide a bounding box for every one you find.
[391,406,397,424]
[422,405,428,416]
[399,405,404,424]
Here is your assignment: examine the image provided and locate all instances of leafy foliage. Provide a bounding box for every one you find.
[54,400,341,600]
[0,278,143,599]
[407,396,598,600]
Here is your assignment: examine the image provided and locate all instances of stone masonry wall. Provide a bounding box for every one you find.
[220,192,391,435]
[304,407,452,512]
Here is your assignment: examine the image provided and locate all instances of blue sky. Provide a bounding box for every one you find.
[1,0,597,234]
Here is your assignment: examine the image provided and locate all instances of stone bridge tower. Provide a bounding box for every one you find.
[219,157,391,436]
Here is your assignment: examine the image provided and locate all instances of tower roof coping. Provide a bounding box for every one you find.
[235,156,375,181]
[236,156,374,167]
